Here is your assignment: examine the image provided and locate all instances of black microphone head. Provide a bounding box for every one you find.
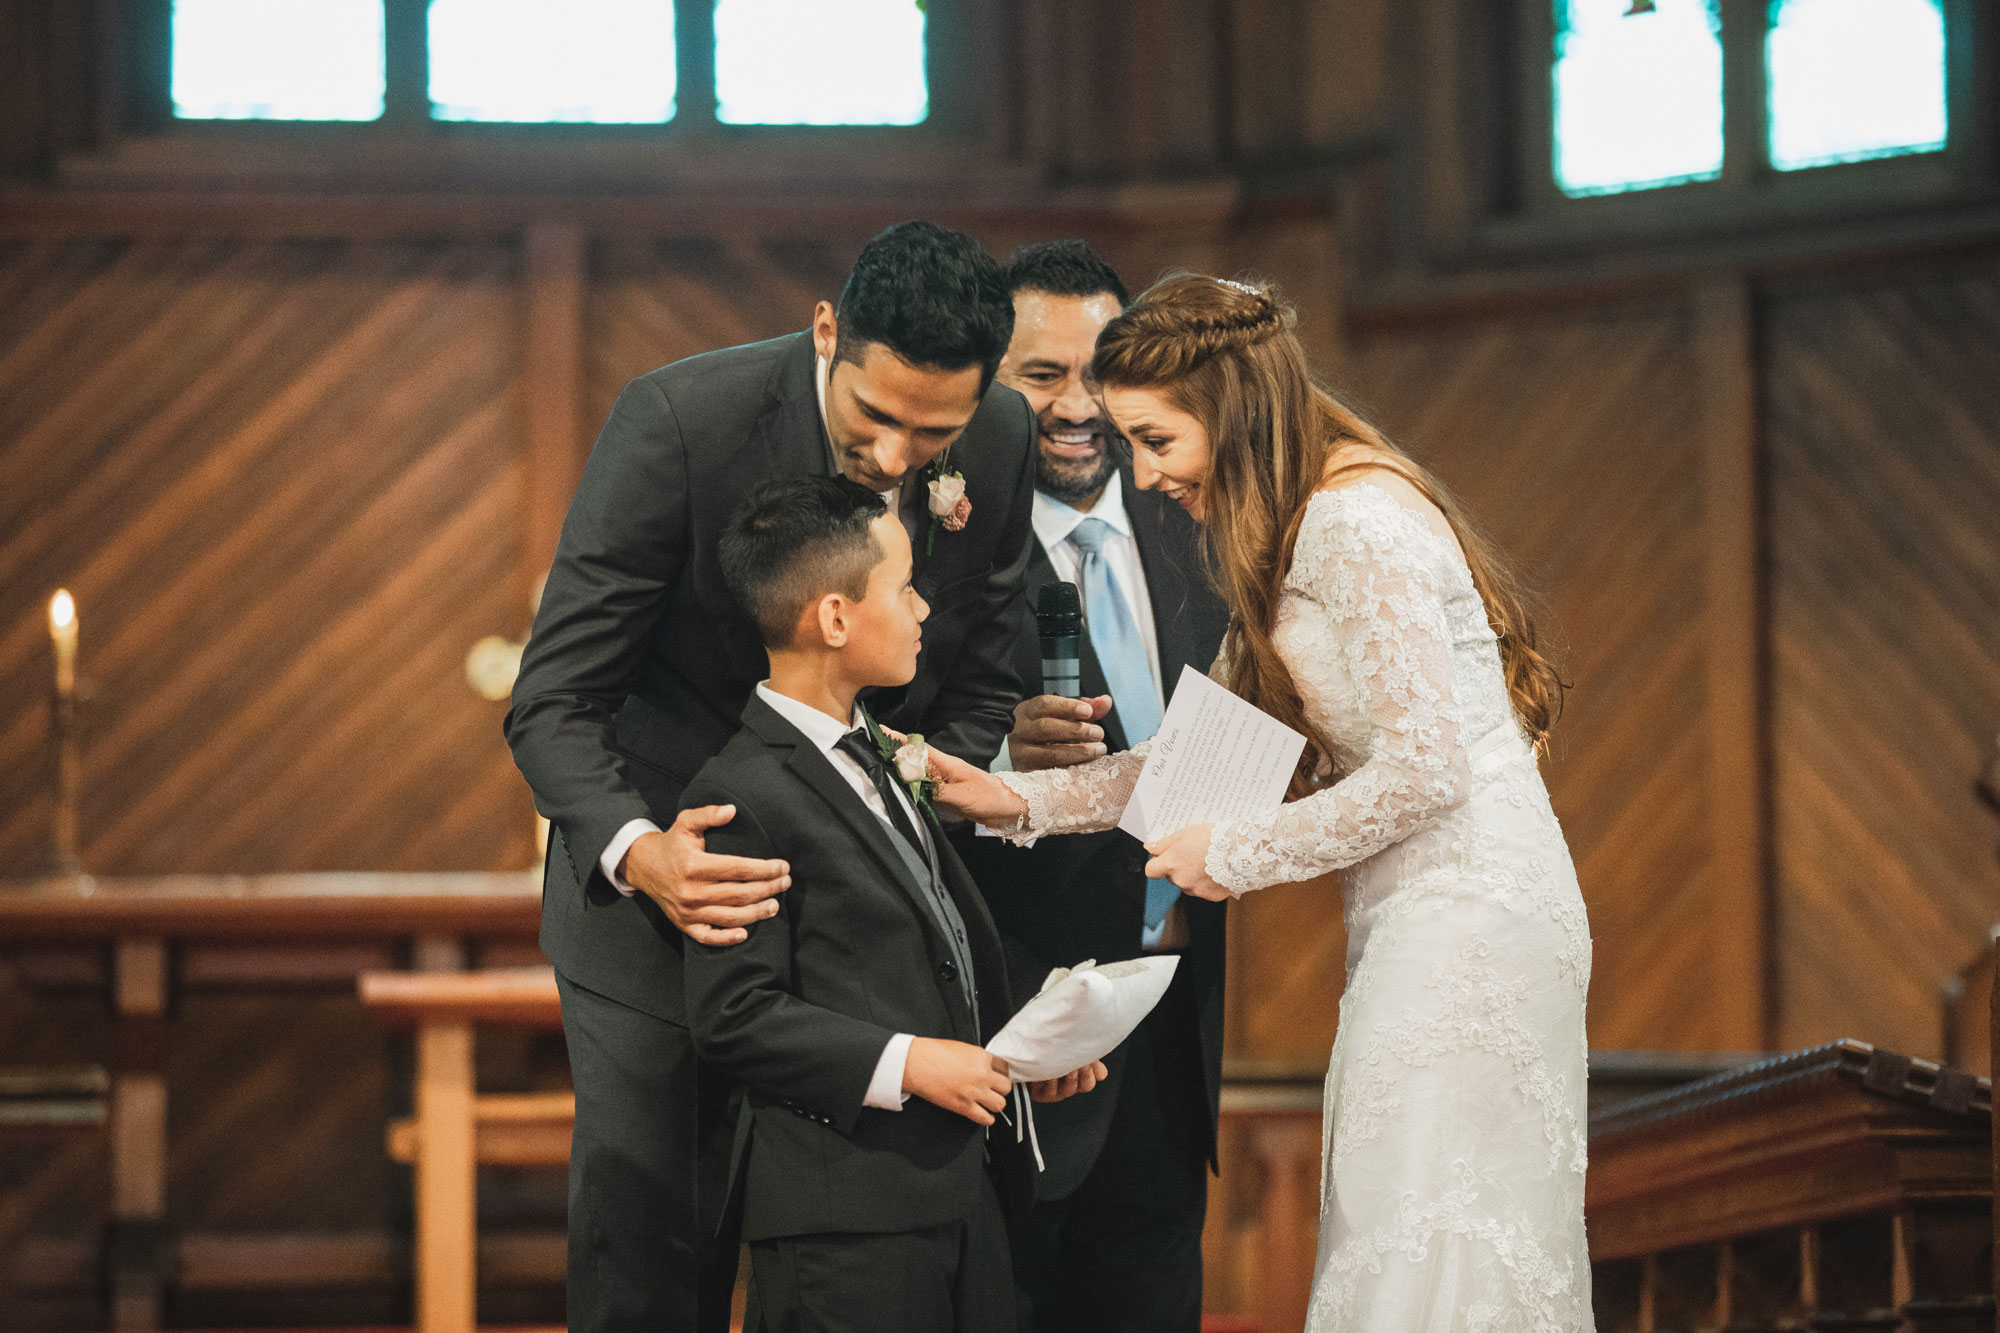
[1035,581,1084,632]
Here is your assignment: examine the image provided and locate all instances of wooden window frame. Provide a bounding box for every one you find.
[1486,0,1995,249]
[109,0,1008,185]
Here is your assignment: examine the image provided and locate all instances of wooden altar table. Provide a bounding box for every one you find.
[0,871,541,1331]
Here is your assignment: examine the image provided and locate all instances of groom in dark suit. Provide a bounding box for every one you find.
[505,222,1036,1333]
[957,241,1230,1331]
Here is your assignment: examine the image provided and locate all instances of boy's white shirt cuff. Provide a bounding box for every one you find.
[865,1033,915,1110]
[600,818,662,895]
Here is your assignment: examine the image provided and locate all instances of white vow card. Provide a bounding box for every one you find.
[1117,666,1308,843]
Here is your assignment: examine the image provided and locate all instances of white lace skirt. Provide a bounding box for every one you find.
[1307,763,1594,1332]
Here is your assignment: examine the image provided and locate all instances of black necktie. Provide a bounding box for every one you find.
[834,729,929,860]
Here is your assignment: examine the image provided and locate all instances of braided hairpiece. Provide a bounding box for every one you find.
[1181,279,1283,341]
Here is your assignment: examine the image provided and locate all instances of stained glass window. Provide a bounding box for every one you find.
[1552,0,1725,196]
[715,0,927,126]
[171,0,385,121]
[429,0,676,123]
[1767,0,1947,170]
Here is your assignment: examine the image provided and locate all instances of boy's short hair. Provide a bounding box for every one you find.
[834,221,1015,392]
[1005,239,1130,307]
[720,475,890,648]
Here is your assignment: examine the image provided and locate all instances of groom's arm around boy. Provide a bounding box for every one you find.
[683,475,1099,1333]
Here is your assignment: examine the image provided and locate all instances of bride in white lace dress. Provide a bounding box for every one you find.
[933,275,1594,1330]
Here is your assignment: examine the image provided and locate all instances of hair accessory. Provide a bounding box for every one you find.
[1217,278,1261,297]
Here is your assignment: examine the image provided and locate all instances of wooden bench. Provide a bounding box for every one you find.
[358,965,566,1333]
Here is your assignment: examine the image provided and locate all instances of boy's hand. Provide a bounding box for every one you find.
[1029,1060,1108,1104]
[903,1038,1012,1126]
[622,805,791,946]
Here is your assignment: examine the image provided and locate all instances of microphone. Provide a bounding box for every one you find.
[1035,582,1084,698]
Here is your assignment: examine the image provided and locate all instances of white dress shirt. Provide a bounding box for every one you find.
[1031,485,1164,700]
[753,683,920,1111]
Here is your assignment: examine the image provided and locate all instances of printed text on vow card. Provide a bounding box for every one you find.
[1117,666,1307,843]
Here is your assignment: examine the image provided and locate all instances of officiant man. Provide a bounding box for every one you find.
[957,241,1230,1332]
[505,222,1036,1333]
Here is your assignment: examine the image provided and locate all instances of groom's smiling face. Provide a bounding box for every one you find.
[814,304,984,494]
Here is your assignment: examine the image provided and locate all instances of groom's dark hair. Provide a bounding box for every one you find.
[834,221,1015,392]
[720,474,891,647]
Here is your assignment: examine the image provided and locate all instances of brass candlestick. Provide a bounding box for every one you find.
[48,590,81,876]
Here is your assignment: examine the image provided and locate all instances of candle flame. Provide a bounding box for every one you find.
[49,589,75,633]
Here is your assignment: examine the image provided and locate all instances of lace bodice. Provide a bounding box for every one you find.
[998,482,1522,894]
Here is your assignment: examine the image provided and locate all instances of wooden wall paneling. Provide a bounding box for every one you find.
[1346,300,1723,1048]
[584,233,858,430]
[1693,280,1773,1050]
[0,238,534,879]
[520,222,585,599]
[1765,257,2000,1056]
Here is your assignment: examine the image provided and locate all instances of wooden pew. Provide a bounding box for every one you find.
[358,965,566,1333]
[1587,1039,1993,1331]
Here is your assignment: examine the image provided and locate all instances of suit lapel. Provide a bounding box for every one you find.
[741,698,944,946]
[752,331,836,481]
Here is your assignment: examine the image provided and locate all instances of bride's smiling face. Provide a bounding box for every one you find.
[1104,386,1211,521]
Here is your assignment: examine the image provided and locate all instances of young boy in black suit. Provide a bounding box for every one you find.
[684,475,1102,1333]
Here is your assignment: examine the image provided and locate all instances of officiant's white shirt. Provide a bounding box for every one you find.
[1030,484,1163,699]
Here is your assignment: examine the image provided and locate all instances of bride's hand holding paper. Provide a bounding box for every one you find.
[1142,822,1226,900]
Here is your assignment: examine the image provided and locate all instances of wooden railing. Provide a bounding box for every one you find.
[1586,1039,1994,1332]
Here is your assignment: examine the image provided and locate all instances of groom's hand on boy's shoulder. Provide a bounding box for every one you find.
[903,1038,1013,1126]
[621,804,792,947]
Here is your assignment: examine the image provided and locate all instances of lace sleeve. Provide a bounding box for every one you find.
[993,742,1149,840]
[991,641,1233,841]
[1205,495,1471,893]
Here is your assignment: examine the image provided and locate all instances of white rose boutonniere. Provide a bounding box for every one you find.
[863,711,939,818]
[893,738,930,786]
[922,449,970,553]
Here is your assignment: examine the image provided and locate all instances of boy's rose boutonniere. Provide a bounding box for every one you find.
[864,712,939,820]
[924,451,970,554]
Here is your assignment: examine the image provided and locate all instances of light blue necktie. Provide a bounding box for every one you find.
[1068,517,1178,935]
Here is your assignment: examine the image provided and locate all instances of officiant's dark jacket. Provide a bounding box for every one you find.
[506,330,1036,1024]
[682,693,1033,1239]
[956,466,1231,1195]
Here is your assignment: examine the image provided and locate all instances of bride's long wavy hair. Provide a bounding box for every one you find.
[1091,273,1565,798]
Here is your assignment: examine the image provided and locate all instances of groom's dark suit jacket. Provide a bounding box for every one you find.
[956,467,1231,1196]
[683,692,1032,1239]
[506,331,1036,1022]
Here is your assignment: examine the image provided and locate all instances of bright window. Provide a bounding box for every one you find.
[429,0,676,123]
[171,0,385,121]
[715,0,927,126]
[1767,0,1947,170]
[1552,0,1725,196]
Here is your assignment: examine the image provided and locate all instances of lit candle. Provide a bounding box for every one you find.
[49,589,77,698]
